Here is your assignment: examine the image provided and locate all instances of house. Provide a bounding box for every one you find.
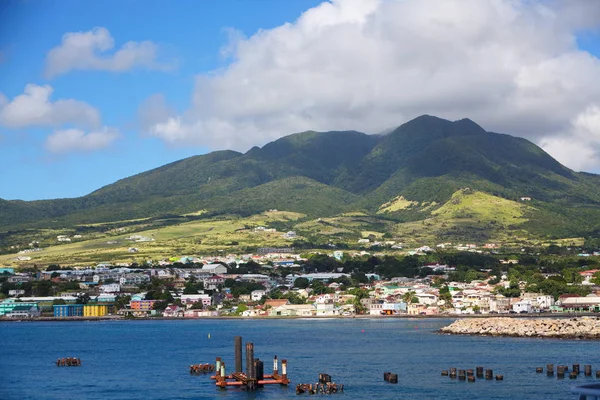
[276,304,316,317]
[560,296,600,312]
[163,305,184,318]
[201,264,228,275]
[6,304,40,318]
[283,231,297,239]
[180,294,212,307]
[204,275,226,290]
[512,299,533,313]
[239,294,251,302]
[264,299,290,309]
[315,303,336,316]
[251,290,267,301]
[99,283,121,293]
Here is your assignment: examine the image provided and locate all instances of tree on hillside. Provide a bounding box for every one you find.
[294,277,310,289]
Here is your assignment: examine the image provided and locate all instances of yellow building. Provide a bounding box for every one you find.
[83,304,108,317]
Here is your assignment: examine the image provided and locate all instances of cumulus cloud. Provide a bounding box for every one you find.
[0,84,100,129]
[141,0,600,171]
[541,105,600,171]
[45,127,120,153]
[45,27,173,78]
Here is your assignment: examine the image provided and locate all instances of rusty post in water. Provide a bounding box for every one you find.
[246,342,255,380]
[389,373,398,383]
[585,365,592,377]
[255,359,264,387]
[573,364,580,375]
[547,364,554,376]
[468,376,476,382]
[458,370,466,381]
[476,366,484,378]
[449,367,457,379]
[273,355,278,376]
[557,365,565,379]
[536,367,543,373]
[570,372,578,379]
[234,336,242,373]
[596,370,600,378]
[485,369,493,380]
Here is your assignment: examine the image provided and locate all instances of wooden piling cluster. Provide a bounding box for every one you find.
[189,363,215,374]
[296,373,344,395]
[211,336,289,390]
[441,366,503,382]
[536,363,597,380]
[383,371,398,383]
[56,357,81,367]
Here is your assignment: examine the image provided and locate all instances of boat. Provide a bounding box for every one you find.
[571,383,600,399]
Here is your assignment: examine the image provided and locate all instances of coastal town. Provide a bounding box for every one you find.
[3,243,600,321]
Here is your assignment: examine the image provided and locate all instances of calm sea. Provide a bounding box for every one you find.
[1,318,598,400]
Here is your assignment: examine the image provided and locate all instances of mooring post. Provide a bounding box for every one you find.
[246,342,255,379]
[220,362,226,380]
[234,336,243,373]
[585,365,592,377]
[273,355,279,375]
[573,364,580,375]
[255,359,264,387]
[476,366,484,378]
[282,359,288,381]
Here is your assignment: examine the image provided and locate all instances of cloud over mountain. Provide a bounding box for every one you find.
[142,0,600,171]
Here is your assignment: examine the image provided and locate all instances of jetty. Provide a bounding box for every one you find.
[211,336,289,390]
[440,317,600,339]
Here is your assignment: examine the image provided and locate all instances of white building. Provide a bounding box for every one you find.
[251,290,267,301]
[201,264,228,275]
[512,299,533,313]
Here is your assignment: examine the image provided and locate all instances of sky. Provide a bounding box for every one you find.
[0,0,599,201]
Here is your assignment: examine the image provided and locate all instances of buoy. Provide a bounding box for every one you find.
[208,333,211,339]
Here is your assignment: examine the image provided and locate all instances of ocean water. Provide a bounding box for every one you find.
[1,317,599,400]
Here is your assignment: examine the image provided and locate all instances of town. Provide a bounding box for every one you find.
[2,243,600,320]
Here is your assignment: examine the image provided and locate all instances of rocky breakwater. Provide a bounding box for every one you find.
[440,317,600,339]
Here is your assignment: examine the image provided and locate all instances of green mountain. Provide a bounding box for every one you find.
[3,115,600,241]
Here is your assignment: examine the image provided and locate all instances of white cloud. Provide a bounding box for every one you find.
[541,104,600,171]
[142,0,600,171]
[45,27,173,78]
[45,127,120,154]
[0,84,100,129]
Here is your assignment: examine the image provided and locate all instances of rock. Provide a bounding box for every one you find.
[440,317,600,339]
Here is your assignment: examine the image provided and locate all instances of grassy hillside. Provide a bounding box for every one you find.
[3,114,600,247]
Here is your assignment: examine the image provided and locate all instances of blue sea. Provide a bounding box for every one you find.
[1,318,599,400]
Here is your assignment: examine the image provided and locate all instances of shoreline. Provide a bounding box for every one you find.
[439,316,600,339]
[1,313,594,323]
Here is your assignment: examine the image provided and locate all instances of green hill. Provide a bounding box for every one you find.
[3,115,600,244]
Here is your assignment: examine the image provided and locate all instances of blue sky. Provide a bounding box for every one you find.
[1,0,599,201]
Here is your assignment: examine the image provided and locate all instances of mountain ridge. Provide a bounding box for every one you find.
[2,115,600,240]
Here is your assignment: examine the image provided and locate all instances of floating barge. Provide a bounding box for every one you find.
[211,336,289,390]
[56,357,81,367]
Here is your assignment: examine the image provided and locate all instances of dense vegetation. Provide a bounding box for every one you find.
[4,115,600,244]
